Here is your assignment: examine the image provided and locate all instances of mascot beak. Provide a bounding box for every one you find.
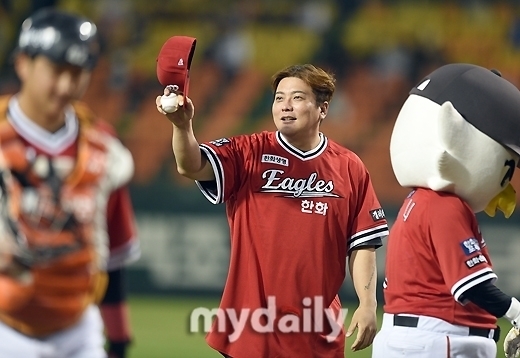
[484,183,516,218]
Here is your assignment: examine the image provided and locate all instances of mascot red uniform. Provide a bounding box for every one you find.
[372,64,520,358]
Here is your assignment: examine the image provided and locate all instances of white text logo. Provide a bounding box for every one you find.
[189,296,348,343]
[260,170,337,198]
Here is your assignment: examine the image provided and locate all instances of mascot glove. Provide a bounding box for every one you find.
[505,298,520,357]
[504,327,520,358]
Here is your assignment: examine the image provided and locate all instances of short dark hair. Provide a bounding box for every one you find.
[271,64,336,105]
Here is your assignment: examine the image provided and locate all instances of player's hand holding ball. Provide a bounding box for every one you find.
[160,85,180,113]
[505,327,520,358]
[156,85,194,128]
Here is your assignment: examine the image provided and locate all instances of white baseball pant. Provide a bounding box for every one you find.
[372,313,497,358]
[0,304,106,358]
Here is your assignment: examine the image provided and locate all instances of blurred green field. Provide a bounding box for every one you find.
[127,295,510,358]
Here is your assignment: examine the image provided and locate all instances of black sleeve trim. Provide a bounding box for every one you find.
[198,180,217,193]
[462,279,512,317]
[197,150,217,192]
[350,237,383,251]
[101,268,126,304]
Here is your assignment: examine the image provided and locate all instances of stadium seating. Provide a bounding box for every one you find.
[43,1,520,207]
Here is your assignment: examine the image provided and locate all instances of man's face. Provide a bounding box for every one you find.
[16,54,91,120]
[272,77,323,139]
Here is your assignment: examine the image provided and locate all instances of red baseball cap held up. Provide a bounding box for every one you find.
[156,36,197,96]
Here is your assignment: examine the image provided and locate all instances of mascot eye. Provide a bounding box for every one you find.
[501,159,516,187]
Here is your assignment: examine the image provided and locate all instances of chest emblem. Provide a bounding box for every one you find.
[261,154,289,166]
[260,169,338,198]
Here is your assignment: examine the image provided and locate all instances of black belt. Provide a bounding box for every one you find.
[393,315,500,343]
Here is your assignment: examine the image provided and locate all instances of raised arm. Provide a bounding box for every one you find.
[156,88,215,181]
[463,281,520,357]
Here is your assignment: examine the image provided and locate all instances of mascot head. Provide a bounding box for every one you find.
[390,63,520,217]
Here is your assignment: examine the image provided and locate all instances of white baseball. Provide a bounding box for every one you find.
[160,93,179,113]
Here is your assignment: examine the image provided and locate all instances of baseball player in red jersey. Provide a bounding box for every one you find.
[157,64,388,357]
[0,8,140,358]
[372,64,520,358]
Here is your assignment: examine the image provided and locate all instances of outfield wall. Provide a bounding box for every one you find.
[128,212,520,300]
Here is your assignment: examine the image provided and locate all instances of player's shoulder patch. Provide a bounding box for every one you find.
[465,253,487,268]
[460,237,481,256]
[209,138,230,147]
[369,208,386,221]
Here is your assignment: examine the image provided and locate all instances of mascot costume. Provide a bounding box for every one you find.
[372,63,520,358]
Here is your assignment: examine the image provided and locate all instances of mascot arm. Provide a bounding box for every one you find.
[463,279,511,317]
[465,281,520,358]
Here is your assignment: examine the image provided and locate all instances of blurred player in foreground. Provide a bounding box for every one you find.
[0,7,140,358]
[157,64,389,357]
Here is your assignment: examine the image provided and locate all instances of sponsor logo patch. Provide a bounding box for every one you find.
[465,254,487,268]
[460,237,480,256]
[209,138,230,147]
[261,154,289,166]
[370,208,385,221]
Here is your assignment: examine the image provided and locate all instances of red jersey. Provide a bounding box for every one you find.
[197,131,388,358]
[383,188,497,329]
[0,96,139,335]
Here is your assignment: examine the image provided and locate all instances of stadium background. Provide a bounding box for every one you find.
[1,0,520,356]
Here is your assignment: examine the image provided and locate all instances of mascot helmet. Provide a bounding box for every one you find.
[390,63,520,217]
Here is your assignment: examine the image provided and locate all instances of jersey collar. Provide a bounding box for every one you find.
[276,131,328,161]
[7,96,79,155]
